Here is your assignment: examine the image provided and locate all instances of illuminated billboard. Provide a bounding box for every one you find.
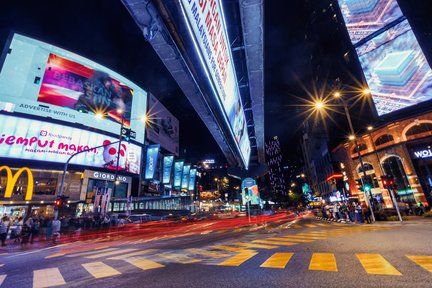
[356,20,432,116]
[146,94,179,156]
[173,160,184,188]
[241,178,260,205]
[338,0,403,44]
[0,33,147,143]
[162,155,174,184]
[181,164,191,190]
[0,115,142,174]
[144,144,160,180]
[188,168,197,191]
[179,0,251,167]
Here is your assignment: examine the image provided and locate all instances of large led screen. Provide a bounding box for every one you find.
[356,20,432,116]
[146,94,179,156]
[180,0,251,168]
[0,114,142,174]
[337,0,404,44]
[0,34,147,144]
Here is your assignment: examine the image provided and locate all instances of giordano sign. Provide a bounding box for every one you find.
[0,166,34,201]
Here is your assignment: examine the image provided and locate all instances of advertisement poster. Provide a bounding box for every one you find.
[188,168,197,191]
[337,0,403,44]
[146,94,179,156]
[0,115,142,174]
[181,164,191,190]
[356,21,432,116]
[180,0,251,167]
[162,155,174,184]
[241,178,260,205]
[173,160,184,188]
[0,34,147,144]
[144,144,160,180]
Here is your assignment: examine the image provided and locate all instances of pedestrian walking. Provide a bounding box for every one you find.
[1,216,9,246]
[362,203,372,224]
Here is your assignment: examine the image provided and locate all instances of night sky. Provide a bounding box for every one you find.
[2,1,432,164]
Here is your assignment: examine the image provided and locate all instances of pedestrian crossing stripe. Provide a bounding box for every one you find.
[356,253,402,276]
[33,268,66,288]
[252,239,297,246]
[218,251,258,266]
[185,248,230,258]
[232,242,278,249]
[260,252,293,269]
[0,275,6,286]
[158,252,202,264]
[82,261,121,278]
[210,245,253,253]
[124,257,165,270]
[309,253,338,272]
[406,255,432,273]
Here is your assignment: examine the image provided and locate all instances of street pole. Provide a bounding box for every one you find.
[112,117,124,207]
[56,140,120,220]
[341,100,376,222]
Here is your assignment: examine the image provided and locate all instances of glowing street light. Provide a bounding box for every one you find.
[367,125,373,131]
[348,135,355,141]
[362,88,371,95]
[333,91,341,98]
[315,101,325,110]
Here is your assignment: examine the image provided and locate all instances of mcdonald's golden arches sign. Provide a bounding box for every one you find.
[0,166,34,201]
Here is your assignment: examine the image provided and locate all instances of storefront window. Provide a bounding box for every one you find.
[382,156,413,202]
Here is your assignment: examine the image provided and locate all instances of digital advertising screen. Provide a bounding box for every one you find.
[356,20,432,116]
[181,164,191,190]
[0,114,142,174]
[146,94,179,156]
[180,0,251,168]
[241,178,260,205]
[144,144,160,180]
[173,160,184,188]
[0,33,147,144]
[162,155,174,184]
[337,0,404,44]
[188,168,197,191]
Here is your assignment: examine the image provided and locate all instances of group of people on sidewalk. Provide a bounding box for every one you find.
[319,202,373,224]
[0,215,61,246]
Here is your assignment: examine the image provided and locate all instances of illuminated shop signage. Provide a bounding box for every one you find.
[92,171,128,182]
[412,148,432,159]
[0,166,34,201]
[180,0,251,167]
[181,164,191,189]
[188,168,197,191]
[0,115,142,174]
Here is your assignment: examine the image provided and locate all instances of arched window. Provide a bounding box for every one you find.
[375,134,394,146]
[381,156,413,201]
[352,143,367,154]
[406,123,432,137]
[357,163,374,173]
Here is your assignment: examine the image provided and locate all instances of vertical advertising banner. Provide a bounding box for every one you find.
[162,155,174,184]
[173,160,184,188]
[188,168,197,191]
[181,164,191,189]
[241,178,260,205]
[144,144,160,180]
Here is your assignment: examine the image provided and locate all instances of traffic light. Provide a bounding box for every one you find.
[355,179,363,191]
[54,195,69,210]
[381,175,397,190]
[363,184,371,193]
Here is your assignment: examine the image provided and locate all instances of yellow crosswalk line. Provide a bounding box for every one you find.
[33,268,66,288]
[309,253,338,272]
[356,254,402,276]
[252,240,297,246]
[185,248,230,258]
[159,253,201,264]
[232,242,278,249]
[291,224,302,228]
[124,257,165,270]
[304,224,317,228]
[260,252,294,269]
[292,234,327,239]
[82,262,121,278]
[407,255,432,273]
[85,248,138,259]
[108,249,157,260]
[270,237,313,243]
[45,253,65,259]
[0,275,6,286]
[67,248,119,257]
[210,245,251,252]
[218,251,258,266]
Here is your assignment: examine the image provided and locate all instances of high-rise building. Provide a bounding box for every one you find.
[265,136,287,201]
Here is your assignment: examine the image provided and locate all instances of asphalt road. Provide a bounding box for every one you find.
[1,216,431,288]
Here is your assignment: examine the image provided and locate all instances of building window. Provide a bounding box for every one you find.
[406,123,432,138]
[352,143,367,154]
[375,134,394,146]
[357,163,374,173]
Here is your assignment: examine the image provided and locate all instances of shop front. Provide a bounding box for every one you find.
[407,141,432,206]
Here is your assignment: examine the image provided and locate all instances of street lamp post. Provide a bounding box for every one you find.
[336,96,376,222]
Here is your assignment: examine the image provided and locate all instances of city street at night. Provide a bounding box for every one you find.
[1,215,432,288]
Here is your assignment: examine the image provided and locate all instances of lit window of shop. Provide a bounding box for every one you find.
[375,134,394,146]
